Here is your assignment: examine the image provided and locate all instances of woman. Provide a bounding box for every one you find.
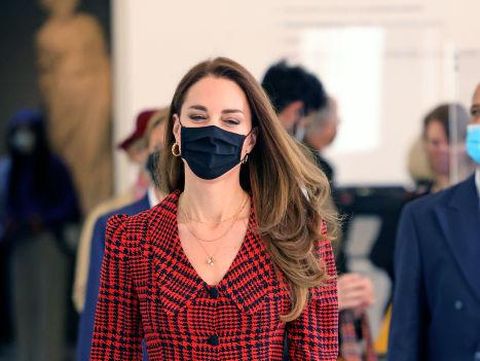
[91,57,338,360]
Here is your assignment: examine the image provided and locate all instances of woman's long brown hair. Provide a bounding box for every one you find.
[160,57,338,322]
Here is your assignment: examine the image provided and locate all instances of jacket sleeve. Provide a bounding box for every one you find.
[388,204,428,361]
[76,216,108,361]
[288,225,339,360]
[90,215,143,360]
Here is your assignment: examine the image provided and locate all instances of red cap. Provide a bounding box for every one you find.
[117,109,158,151]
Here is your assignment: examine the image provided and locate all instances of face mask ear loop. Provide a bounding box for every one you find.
[241,127,256,164]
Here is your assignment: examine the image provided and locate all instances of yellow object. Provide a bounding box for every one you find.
[374,304,392,355]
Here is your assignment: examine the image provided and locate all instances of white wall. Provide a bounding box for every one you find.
[112,0,480,192]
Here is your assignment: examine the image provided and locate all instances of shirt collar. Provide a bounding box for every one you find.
[147,186,160,208]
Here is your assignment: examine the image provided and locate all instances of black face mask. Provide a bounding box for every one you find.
[180,125,251,180]
[146,150,161,187]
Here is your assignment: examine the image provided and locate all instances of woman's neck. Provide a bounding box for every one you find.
[181,171,248,222]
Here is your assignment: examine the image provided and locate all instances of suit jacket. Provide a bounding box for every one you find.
[76,194,150,361]
[90,190,339,360]
[389,175,480,361]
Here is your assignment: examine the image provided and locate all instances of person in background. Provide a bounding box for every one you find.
[304,96,376,361]
[406,138,435,193]
[263,62,375,361]
[261,60,327,138]
[72,109,159,313]
[0,109,80,361]
[389,85,480,361]
[303,97,340,185]
[370,103,470,289]
[118,109,160,199]
[76,107,169,361]
[422,103,470,193]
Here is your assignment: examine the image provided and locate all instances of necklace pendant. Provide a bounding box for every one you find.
[206,257,215,266]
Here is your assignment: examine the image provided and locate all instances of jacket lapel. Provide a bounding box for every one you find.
[145,191,205,315]
[143,191,287,315]
[217,209,288,314]
[435,175,480,301]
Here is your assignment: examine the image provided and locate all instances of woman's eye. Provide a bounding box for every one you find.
[224,119,240,126]
[471,108,480,117]
[189,114,207,121]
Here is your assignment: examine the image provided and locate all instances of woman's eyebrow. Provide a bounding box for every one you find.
[222,109,244,114]
[188,105,207,112]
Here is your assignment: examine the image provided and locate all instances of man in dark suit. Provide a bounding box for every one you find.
[76,110,167,361]
[389,84,480,361]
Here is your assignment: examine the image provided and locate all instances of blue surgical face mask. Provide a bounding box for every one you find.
[11,129,36,154]
[180,124,252,180]
[466,124,480,164]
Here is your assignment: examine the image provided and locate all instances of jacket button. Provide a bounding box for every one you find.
[208,287,219,299]
[454,300,463,310]
[207,334,219,346]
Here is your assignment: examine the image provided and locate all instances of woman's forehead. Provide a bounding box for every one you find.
[183,76,250,114]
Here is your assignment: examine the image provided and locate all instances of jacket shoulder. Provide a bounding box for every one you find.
[105,192,177,244]
[402,180,464,216]
[104,209,151,255]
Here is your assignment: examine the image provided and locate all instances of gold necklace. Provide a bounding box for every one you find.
[179,195,249,266]
[180,194,248,224]
[187,216,249,267]
[181,195,248,243]
[179,196,248,236]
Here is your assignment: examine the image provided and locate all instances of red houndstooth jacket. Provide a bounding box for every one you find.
[90,191,338,360]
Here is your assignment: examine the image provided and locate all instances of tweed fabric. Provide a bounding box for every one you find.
[90,191,338,360]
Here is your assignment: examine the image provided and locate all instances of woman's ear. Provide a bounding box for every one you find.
[172,114,181,144]
[245,127,258,154]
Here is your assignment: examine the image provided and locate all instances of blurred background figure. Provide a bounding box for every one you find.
[421,103,471,193]
[263,61,377,361]
[371,103,471,283]
[76,107,168,361]
[304,98,377,361]
[0,109,80,361]
[117,110,158,199]
[72,109,158,314]
[261,60,327,138]
[303,97,340,185]
[406,138,435,194]
[36,0,112,214]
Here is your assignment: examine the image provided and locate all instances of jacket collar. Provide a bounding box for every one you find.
[435,175,480,301]
[144,190,282,315]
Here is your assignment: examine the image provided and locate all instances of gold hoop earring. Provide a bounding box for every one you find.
[241,153,249,164]
[171,142,181,157]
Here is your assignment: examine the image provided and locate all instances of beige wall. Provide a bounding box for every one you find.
[112,0,480,192]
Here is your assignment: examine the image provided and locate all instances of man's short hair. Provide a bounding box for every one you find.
[261,60,327,115]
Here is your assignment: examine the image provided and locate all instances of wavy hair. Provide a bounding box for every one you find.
[160,57,338,321]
